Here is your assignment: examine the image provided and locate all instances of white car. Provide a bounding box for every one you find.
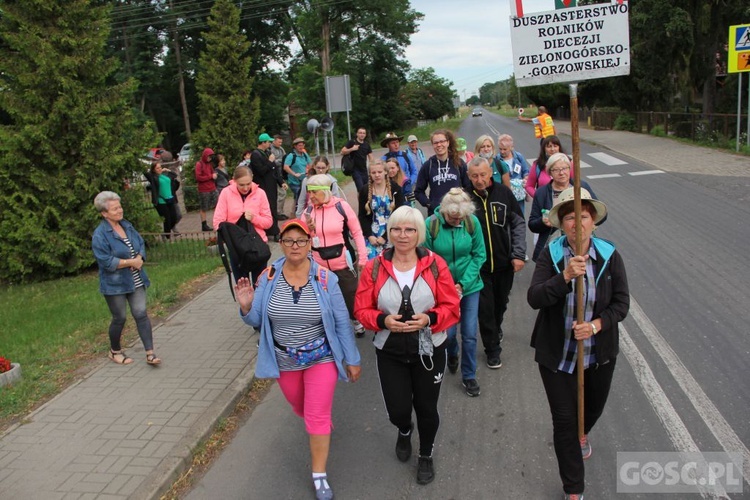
[178,143,192,166]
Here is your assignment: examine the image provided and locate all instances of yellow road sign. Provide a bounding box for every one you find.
[728,24,750,73]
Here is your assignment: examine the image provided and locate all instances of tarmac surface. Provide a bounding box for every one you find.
[0,122,746,500]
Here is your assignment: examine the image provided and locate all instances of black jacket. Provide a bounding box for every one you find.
[143,170,179,207]
[469,180,526,273]
[527,237,629,371]
[528,180,606,261]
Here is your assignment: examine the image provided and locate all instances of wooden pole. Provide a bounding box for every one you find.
[569,83,585,441]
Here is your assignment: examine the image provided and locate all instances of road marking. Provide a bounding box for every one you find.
[629,170,664,176]
[587,173,621,179]
[580,161,593,169]
[588,152,627,165]
[629,296,750,485]
[620,326,729,498]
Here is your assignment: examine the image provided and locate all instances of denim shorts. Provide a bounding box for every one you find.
[198,190,218,211]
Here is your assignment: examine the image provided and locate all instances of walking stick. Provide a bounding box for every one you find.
[569,83,585,441]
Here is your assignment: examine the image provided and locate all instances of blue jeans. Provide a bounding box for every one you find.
[446,291,479,380]
[289,183,302,206]
[104,286,153,351]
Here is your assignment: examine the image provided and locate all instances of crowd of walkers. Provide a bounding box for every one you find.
[92,123,628,500]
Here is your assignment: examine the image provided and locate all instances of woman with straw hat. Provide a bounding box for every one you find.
[527,187,629,500]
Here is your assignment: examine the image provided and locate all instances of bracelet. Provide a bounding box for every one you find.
[590,322,597,335]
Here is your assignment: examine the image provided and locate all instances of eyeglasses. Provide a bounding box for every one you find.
[431,139,448,146]
[280,238,310,247]
[389,227,418,236]
[549,167,571,174]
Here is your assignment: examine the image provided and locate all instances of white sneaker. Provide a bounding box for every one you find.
[352,320,366,338]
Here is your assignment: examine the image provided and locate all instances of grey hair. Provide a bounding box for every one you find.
[306,173,333,188]
[439,187,475,219]
[498,134,514,149]
[94,191,121,212]
[546,152,571,170]
[386,205,426,245]
[469,156,491,170]
[306,173,333,203]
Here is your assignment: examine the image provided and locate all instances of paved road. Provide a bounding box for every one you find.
[1,112,748,499]
[185,113,750,499]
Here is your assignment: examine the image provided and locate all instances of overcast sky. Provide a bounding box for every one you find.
[405,0,556,98]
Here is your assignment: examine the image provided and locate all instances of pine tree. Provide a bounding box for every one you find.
[0,0,158,282]
[192,0,259,167]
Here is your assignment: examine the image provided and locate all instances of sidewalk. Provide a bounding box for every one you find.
[555,121,749,177]
[0,178,362,500]
[0,129,745,500]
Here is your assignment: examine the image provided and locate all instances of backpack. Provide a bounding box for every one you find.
[217,220,272,300]
[342,154,355,176]
[426,214,475,240]
[305,201,357,263]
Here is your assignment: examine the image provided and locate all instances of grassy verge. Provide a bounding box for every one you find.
[0,258,222,430]
[401,109,469,140]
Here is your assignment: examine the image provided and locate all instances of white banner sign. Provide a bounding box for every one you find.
[510,2,630,87]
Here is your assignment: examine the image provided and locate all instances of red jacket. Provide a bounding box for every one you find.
[195,148,216,193]
[354,247,460,337]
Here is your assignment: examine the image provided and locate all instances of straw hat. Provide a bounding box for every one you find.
[547,187,608,228]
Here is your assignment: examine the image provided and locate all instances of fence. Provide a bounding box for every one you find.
[141,231,221,263]
[631,112,743,143]
[559,108,747,143]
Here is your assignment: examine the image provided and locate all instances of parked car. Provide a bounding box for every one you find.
[178,143,192,166]
[472,108,483,117]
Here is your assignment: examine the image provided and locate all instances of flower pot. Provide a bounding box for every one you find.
[0,363,21,388]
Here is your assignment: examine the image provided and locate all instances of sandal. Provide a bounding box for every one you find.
[108,350,133,365]
[146,353,162,366]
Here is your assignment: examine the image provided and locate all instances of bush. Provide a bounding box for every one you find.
[650,125,666,137]
[613,113,637,132]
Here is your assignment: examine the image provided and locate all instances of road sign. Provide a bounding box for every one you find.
[518,108,524,115]
[728,25,750,73]
[510,2,630,87]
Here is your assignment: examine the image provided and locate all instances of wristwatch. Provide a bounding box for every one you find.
[590,322,598,335]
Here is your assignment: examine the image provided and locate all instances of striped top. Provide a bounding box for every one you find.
[268,273,329,371]
[122,236,144,289]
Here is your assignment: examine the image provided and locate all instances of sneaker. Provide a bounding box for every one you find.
[580,434,592,459]
[395,423,413,462]
[313,475,333,500]
[563,494,584,500]
[416,456,435,485]
[524,254,530,262]
[487,355,502,369]
[462,378,480,397]
[447,356,459,374]
[353,320,366,338]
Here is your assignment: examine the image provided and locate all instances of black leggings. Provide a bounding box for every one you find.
[539,360,616,494]
[156,203,178,234]
[376,344,446,457]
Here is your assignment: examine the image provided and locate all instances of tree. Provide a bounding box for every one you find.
[0,0,158,283]
[403,68,455,120]
[191,0,259,166]
[286,0,423,137]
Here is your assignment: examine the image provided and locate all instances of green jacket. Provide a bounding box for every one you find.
[423,208,485,296]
